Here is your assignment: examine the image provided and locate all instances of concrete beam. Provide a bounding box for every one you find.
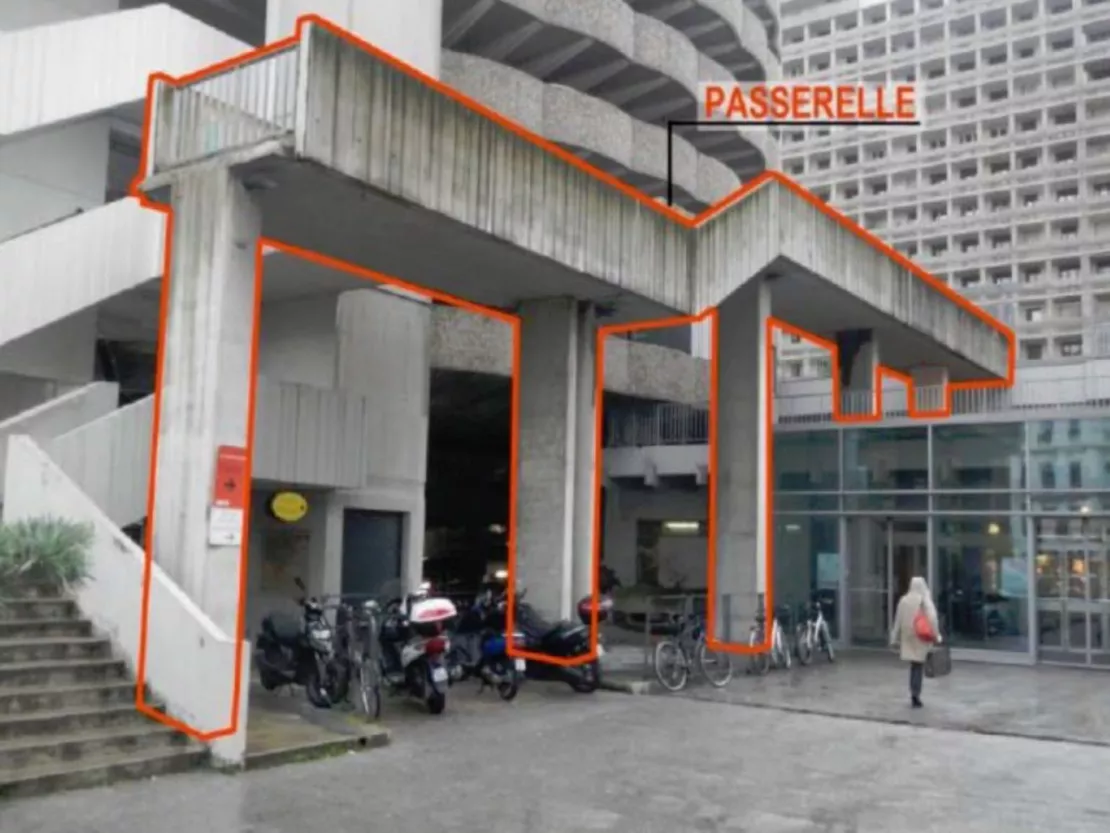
[428,305,710,405]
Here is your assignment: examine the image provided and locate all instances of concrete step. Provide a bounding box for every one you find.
[0,658,128,689]
[0,600,78,623]
[0,703,153,742]
[0,619,92,640]
[0,681,135,716]
[0,745,208,801]
[0,637,112,665]
[0,723,189,770]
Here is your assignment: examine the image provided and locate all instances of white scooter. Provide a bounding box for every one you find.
[377,584,458,714]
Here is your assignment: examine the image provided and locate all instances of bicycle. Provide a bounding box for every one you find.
[335,597,382,721]
[795,598,836,665]
[746,607,791,676]
[653,612,733,692]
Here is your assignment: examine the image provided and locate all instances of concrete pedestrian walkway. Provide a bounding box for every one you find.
[629,651,1110,746]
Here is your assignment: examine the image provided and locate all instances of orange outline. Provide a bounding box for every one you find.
[125,13,1015,735]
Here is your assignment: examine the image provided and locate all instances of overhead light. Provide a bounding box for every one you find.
[987,522,1000,535]
[663,521,700,533]
[785,523,801,532]
[494,569,508,580]
[1080,504,1091,514]
[488,524,506,534]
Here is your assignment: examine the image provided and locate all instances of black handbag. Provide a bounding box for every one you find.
[924,642,951,678]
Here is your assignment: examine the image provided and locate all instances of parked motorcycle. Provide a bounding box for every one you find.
[509,587,613,693]
[447,589,525,701]
[377,584,458,714]
[254,578,343,708]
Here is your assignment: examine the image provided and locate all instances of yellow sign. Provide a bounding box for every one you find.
[269,491,308,523]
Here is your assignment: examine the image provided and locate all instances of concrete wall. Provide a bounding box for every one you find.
[257,295,336,387]
[46,394,152,527]
[0,118,111,240]
[604,487,707,586]
[245,485,330,638]
[0,0,119,30]
[266,0,443,78]
[0,382,117,502]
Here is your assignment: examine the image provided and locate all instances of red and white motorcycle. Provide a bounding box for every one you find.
[377,583,458,714]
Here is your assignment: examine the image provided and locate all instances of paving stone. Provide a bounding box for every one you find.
[6,676,1110,832]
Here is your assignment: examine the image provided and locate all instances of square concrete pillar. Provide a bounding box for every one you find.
[334,288,430,596]
[835,328,879,417]
[713,279,771,643]
[151,166,260,638]
[910,364,948,414]
[515,298,597,619]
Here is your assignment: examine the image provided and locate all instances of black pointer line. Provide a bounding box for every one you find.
[663,119,923,206]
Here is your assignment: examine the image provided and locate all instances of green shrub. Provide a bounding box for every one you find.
[0,517,93,592]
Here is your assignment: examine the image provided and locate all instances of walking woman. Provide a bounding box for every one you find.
[889,576,941,708]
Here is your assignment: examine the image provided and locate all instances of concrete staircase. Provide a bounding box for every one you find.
[0,589,207,800]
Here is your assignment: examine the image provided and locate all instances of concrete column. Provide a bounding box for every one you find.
[334,288,430,594]
[262,1,439,598]
[151,166,260,637]
[835,328,879,417]
[910,364,948,414]
[516,298,597,619]
[713,279,771,643]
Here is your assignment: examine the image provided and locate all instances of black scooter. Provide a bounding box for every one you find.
[510,587,612,693]
[254,578,344,708]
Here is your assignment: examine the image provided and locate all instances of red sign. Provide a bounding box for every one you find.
[212,445,248,510]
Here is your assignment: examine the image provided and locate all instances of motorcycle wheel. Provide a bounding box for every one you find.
[489,658,521,701]
[257,665,283,691]
[304,665,332,709]
[446,645,472,684]
[427,690,447,715]
[327,659,351,704]
[570,659,601,693]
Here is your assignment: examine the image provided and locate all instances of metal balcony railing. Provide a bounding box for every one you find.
[148,43,300,175]
[606,375,1110,446]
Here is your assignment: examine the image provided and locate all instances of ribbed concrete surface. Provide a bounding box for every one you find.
[440,50,740,209]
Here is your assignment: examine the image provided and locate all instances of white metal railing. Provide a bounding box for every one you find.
[152,45,300,173]
[607,376,1110,446]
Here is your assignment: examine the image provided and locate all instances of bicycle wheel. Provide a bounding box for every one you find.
[795,626,813,666]
[695,638,733,688]
[747,631,770,676]
[820,626,836,662]
[653,640,689,692]
[772,630,790,670]
[358,656,382,720]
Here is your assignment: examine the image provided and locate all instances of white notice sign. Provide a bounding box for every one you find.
[208,506,244,547]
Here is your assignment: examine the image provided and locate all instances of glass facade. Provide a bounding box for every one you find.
[772,416,1110,666]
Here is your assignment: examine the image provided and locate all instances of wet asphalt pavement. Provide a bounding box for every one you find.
[4,678,1110,833]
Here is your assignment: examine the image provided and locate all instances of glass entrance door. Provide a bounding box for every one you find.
[1035,516,1110,666]
[846,517,929,647]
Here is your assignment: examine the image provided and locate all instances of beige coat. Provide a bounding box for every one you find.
[889,577,941,664]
